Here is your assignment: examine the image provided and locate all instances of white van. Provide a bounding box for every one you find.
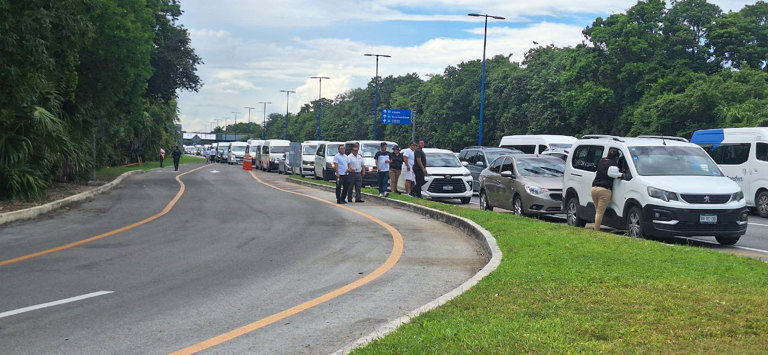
[691,127,768,217]
[296,140,324,176]
[314,142,344,180]
[499,135,577,155]
[216,142,230,163]
[563,135,748,245]
[344,140,397,187]
[246,139,264,166]
[260,139,291,172]
[227,142,248,165]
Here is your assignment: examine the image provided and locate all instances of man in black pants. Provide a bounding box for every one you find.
[412,139,427,198]
[333,145,352,204]
[172,146,182,171]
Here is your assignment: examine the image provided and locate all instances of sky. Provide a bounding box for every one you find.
[176,0,750,133]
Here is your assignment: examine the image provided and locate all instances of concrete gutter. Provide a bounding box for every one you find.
[0,170,144,226]
[287,177,502,354]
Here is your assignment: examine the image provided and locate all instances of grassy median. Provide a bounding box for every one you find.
[290,176,768,353]
[94,155,206,180]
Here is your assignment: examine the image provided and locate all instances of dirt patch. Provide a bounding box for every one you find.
[0,181,108,214]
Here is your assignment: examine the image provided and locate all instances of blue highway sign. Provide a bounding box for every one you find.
[381,109,412,125]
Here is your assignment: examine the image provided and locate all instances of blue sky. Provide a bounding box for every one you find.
[176,0,749,133]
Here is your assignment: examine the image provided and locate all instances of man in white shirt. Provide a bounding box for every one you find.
[333,145,351,204]
[347,143,366,203]
[401,142,416,195]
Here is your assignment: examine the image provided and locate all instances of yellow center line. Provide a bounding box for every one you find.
[170,171,404,355]
[0,165,208,267]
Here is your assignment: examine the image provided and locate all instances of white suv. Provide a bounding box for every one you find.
[563,135,748,245]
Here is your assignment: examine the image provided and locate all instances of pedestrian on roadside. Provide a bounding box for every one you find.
[374,142,391,197]
[159,146,166,168]
[333,145,351,204]
[347,143,365,203]
[591,148,620,231]
[412,139,428,198]
[389,146,404,194]
[402,142,416,195]
[172,145,182,171]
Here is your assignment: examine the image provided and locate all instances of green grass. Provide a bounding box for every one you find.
[290,176,768,353]
[94,155,205,180]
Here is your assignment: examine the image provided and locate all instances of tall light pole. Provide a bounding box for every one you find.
[364,53,390,140]
[468,13,505,146]
[258,101,271,140]
[310,76,330,140]
[244,106,255,124]
[231,111,240,134]
[280,90,296,140]
[209,120,214,132]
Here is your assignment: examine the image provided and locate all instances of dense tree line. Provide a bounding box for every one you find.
[0,0,201,200]
[262,0,768,152]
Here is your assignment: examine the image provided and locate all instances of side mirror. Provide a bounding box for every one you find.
[607,166,623,179]
[461,161,469,166]
[501,170,514,178]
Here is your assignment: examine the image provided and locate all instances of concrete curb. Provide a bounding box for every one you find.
[287,177,502,354]
[0,170,144,226]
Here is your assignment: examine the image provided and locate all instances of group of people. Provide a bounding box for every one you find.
[158,146,183,171]
[332,140,428,205]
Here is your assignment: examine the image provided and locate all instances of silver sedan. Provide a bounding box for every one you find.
[479,155,565,216]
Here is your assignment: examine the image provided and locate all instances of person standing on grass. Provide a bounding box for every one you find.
[333,145,351,204]
[591,148,620,231]
[374,142,391,197]
[172,146,182,171]
[159,146,166,168]
[412,139,427,198]
[402,142,415,195]
[389,145,404,194]
[347,143,365,203]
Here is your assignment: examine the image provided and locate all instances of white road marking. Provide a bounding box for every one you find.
[210,170,220,174]
[688,238,768,254]
[0,291,113,319]
[749,222,768,227]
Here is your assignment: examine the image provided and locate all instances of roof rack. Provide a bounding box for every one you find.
[581,134,624,142]
[636,135,689,142]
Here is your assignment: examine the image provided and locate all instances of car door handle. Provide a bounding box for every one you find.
[570,173,582,177]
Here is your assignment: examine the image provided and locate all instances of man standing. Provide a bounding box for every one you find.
[172,146,182,171]
[159,146,166,168]
[374,142,391,197]
[413,139,428,198]
[389,145,404,194]
[402,142,415,195]
[347,143,365,203]
[333,145,351,204]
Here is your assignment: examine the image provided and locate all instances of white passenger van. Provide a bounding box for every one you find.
[260,139,291,172]
[314,141,344,180]
[691,127,768,218]
[216,142,230,163]
[246,139,264,166]
[344,140,397,187]
[499,135,577,155]
[227,141,248,165]
[563,135,748,245]
[297,140,324,176]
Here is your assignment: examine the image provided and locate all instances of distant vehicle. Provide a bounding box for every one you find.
[246,140,264,166]
[540,147,570,161]
[278,152,293,175]
[344,140,397,187]
[458,146,524,193]
[227,142,248,165]
[216,142,230,163]
[563,135,748,245]
[691,127,768,218]
[314,142,344,180]
[260,139,291,172]
[499,135,576,155]
[479,154,565,216]
[296,141,323,176]
[397,148,473,204]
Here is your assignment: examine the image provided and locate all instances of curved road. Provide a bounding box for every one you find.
[0,163,485,354]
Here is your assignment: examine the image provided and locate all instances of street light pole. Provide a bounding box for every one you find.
[280,90,296,140]
[258,101,271,140]
[231,111,240,135]
[364,54,390,140]
[244,106,255,124]
[310,76,330,140]
[468,13,505,146]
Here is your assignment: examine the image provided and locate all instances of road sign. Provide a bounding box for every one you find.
[381,109,412,125]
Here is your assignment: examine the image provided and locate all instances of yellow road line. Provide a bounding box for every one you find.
[170,171,404,355]
[0,165,208,267]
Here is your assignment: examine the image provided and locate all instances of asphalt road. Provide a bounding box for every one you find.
[0,163,485,354]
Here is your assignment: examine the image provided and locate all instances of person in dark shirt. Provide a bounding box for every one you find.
[171,146,182,171]
[412,139,428,198]
[388,146,404,194]
[591,148,619,231]
[374,142,391,197]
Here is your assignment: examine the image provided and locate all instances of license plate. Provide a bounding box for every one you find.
[700,214,717,224]
[442,185,454,191]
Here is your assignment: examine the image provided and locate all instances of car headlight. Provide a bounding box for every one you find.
[367,166,375,172]
[647,186,679,202]
[732,190,744,201]
[525,184,547,195]
[463,172,470,176]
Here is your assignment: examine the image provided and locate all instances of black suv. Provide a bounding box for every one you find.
[458,146,523,192]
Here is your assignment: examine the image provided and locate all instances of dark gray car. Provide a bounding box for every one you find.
[479,155,565,216]
[458,147,523,193]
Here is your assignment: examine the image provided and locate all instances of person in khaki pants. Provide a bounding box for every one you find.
[591,148,620,231]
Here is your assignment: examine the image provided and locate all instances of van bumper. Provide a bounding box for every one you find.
[642,204,749,237]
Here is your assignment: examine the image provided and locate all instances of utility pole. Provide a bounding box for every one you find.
[280,90,296,140]
[468,13,505,146]
[310,76,330,140]
[258,101,271,140]
[364,54,390,140]
[231,111,240,135]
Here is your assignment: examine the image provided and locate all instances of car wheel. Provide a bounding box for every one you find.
[460,197,471,204]
[513,195,525,216]
[626,205,650,238]
[715,236,740,245]
[757,191,768,218]
[566,195,586,227]
[479,191,493,211]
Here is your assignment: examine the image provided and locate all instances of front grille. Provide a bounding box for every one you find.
[680,194,731,204]
[549,193,563,201]
[427,178,467,193]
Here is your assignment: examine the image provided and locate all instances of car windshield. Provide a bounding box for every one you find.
[270,146,289,153]
[303,145,317,155]
[629,146,723,176]
[231,145,246,152]
[516,157,564,177]
[486,149,522,162]
[426,153,462,167]
[327,145,339,156]
[360,144,380,157]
